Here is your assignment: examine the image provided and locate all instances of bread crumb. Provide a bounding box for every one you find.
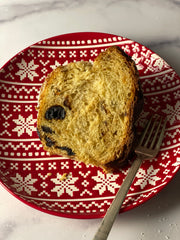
[47,172,52,177]
[60,173,68,181]
[35,106,39,111]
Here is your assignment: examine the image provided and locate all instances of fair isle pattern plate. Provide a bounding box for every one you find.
[0,32,180,219]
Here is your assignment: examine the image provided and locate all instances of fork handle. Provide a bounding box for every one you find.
[92,157,142,240]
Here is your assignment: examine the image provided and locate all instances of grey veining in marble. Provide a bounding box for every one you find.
[0,0,86,23]
[0,0,180,23]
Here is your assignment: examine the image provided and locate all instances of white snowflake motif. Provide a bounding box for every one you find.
[151,54,164,71]
[16,59,39,81]
[80,50,87,58]
[92,171,119,195]
[11,173,37,195]
[51,173,79,197]
[162,102,180,125]
[132,43,140,52]
[69,50,76,58]
[50,60,61,70]
[48,51,55,58]
[90,49,98,57]
[132,53,144,71]
[59,50,66,58]
[12,114,36,137]
[152,53,169,71]
[134,165,161,189]
[121,45,131,55]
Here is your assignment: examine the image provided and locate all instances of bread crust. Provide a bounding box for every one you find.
[37,46,143,172]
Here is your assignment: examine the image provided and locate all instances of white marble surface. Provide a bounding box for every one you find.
[0,0,180,239]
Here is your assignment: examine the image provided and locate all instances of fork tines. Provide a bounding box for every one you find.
[138,115,167,152]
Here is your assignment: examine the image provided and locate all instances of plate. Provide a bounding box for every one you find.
[0,32,180,219]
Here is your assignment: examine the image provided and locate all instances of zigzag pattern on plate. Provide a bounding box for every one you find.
[141,71,176,86]
[20,188,159,214]
[123,189,158,204]
[23,198,111,211]
[0,84,40,94]
[0,142,43,151]
[166,128,180,138]
[142,74,180,95]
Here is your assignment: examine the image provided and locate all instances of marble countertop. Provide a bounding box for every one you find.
[0,0,180,239]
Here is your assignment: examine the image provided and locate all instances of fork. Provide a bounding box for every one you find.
[92,116,167,240]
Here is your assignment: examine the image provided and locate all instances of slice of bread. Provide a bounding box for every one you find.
[37,46,143,172]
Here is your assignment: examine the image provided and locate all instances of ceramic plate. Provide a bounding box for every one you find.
[0,32,180,219]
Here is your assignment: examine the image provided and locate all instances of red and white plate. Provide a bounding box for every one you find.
[0,32,180,219]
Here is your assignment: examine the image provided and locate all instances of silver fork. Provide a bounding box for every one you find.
[92,116,167,240]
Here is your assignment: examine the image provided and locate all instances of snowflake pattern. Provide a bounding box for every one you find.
[12,114,36,136]
[50,60,61,70]
[151,54,166,71]
[132,52,144,71]
[11,173,37,195]
[162,102,180,125]
[16,59,39,81]
[134,166,161,189]
[92,171,119,195]
[51,173,79,197]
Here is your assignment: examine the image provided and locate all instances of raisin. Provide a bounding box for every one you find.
[56,146,75,156]
[45,105,66,120]
[41,126,53,134]
[45,136,55,147]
